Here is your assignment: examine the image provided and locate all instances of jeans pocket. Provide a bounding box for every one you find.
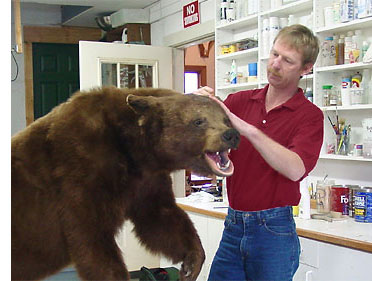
[263,215,295,236]
[224,217,233,230]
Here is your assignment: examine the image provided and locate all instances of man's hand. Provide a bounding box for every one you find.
[192,86,214,97]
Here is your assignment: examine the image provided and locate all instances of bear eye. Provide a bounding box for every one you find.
[193,118,206,127]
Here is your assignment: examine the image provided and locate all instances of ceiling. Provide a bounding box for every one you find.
[20,0,160,27]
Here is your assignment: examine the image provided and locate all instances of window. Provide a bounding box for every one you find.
[100,60,158,89]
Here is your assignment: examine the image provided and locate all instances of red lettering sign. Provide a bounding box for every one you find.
[183,0,200,28]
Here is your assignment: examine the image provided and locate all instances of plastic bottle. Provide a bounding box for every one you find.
[341,75,352,106]
[344,31,353,64]
[262,18,270,56]
[358,0,368,18]
[337,35,345,65]
[299,180,311,219]
[362,40,370,60]
[334,35,339,65]
[352,72,362,88]
[220,0,228,24]
[304,87,313,103]
[333,1,341,24]
[351,29,363,63]
[329,36,336,66]
[341,0,354,22]
[230,59,237,84]
[227,0,236,22]
[320,37,332,66]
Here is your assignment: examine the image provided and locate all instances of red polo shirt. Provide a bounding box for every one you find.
[224,85,324,211]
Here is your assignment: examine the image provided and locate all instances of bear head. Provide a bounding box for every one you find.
[126,93,240,177]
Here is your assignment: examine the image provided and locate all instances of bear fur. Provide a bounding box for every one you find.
[11,87,240,281]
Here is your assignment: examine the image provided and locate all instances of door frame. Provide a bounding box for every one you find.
[23,25,101,125]
[184,65,207,89]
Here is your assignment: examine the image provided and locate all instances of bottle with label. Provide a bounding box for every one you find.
[361,69,371,103]
[320,37,332,66]
[334,35,339,65]
[344,31,353,64]
[362,40,370,60]
[220,0,228,24]
[227,0,236,22]
[230,59,237,84]
[352,72,362,88]
[337,35,345,65]
[341,75,352,106]
[322,85,333,106]
[351,29,362,63]
[329,86,338,106]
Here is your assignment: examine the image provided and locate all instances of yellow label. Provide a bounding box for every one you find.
[355,208,365,216]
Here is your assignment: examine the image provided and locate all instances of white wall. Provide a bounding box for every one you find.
[147,0,215,46]
[11,3,62,136]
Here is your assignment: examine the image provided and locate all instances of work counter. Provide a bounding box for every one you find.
[176,198,372,253]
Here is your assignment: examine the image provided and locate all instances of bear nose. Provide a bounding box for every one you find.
[222,128,240,148]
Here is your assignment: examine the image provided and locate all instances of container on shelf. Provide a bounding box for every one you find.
[322,85,333,106]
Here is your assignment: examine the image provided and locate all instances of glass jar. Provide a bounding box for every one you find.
[322,85,333,106]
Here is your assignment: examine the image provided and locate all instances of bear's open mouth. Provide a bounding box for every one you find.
[204,150,234,177]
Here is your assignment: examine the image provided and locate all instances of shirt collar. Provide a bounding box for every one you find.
[250,84,306,111]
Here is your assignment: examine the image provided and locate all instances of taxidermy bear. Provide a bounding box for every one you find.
[11,87,240,281]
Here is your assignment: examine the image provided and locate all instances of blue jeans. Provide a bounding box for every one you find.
[208,206,300,281]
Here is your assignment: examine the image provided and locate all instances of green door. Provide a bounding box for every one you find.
[33,43,79,119]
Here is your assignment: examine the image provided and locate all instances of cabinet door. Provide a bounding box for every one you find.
[187,213,209,281]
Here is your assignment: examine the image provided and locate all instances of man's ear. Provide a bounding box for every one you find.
[301,63,313,76]
[126,95,156,114]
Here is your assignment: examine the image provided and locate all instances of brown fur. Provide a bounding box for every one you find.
[11,87,240,281]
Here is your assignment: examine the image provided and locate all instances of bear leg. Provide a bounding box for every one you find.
[129,202,205,281]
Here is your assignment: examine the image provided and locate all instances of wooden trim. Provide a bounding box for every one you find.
[296,228,372,253]
[184,65,207,88]
[13,0,23,53]
[23,25,101,124]
[177,203,372,253]
[177,203,227,220]
[24,42,34,126]
[23,26,101,44]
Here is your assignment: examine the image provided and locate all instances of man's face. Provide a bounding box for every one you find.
[267,38,311,89]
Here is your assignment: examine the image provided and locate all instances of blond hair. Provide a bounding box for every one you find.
[273,24,319,66]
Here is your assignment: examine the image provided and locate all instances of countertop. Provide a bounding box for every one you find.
[176,197,372,253]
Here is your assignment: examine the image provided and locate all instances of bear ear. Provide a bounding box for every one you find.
[126,94,156,114]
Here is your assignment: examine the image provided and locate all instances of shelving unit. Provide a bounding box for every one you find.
[214,0,372,164]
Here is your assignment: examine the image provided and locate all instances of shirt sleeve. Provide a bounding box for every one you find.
[288,107,324,180]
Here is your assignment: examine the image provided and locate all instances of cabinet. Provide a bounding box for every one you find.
[159,212,224,281]
[214,0,372,165]
[294,236,372,281]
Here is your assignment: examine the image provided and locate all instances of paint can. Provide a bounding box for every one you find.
[354,187,372,223]
[331,185,349,216]
[347,185,360,217]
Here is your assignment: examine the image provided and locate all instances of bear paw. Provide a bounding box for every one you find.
[180,249,205,281]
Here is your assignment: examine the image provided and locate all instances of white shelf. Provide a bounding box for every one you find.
[319,154,372,162]
[217,82,258,91]
[321,104,372,111]
[216,48,258,60]
[260,0,313,17]
[315,62,372,73]
[216,14,258,30]
[316,17,372,34]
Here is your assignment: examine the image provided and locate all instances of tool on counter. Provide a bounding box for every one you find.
[311,214,333,222]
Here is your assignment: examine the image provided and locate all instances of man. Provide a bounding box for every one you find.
[195,25,324,281]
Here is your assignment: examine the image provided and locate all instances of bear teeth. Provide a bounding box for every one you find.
[217,160,231,170]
